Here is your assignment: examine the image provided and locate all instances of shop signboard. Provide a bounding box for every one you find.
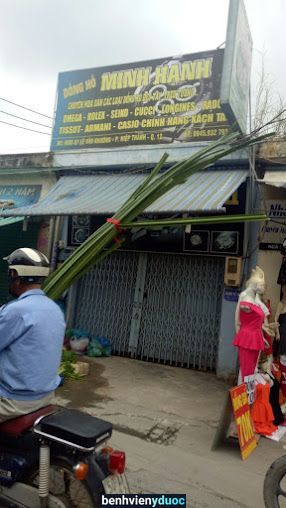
[259,200,286,251]
[229,383,257,460]
[51,49,231,151]
[0,185,42,209]
[220,0,252,133]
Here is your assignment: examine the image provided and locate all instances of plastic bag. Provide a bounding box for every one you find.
[87,335,112,357]
[66,328,90,354]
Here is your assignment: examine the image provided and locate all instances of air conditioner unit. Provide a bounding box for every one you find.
[224,257,242,287]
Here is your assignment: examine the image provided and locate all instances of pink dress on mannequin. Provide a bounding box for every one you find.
[233,301,265,381]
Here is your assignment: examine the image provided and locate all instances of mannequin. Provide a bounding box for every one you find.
[257,291,277,371]
[233,267,267,382]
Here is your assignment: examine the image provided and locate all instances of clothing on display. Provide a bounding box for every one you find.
[278,314,286,355]
[233,301,265,350]
[251,383,278,436]
[233,301,265,380]
[277,257,286,287]
[269,373,284,426]
[238,348,260,381]
[232,266,286,443]
[280,355,286,399]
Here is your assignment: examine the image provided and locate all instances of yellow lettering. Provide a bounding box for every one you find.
[86,111,105,121]
[141,118,165,128]
[101,73,117,91]
[68,100,94,110]
[226,192,239,206]
[100,67,151,91]
[233,397,239,412]
[154,58,213,85]
[166,116,189,126]
[59,126,81,135]
[159,102,195,114]
[63,82,84,99]
[132,133,147,141]
[110,109,129,119]
[202,99,221,110]
[134,106,155,116]
[241,392,248,405]
[93,136,112,144]
[154,65,169,85]
[236,411,254,447]
[216,112,227,122]
[63,114,82,123]
[236,416,245,446]
[112,96,123,105]
[167,64,180,84]
[194,58,213,79]
[84,123,111,132]
[118,120,140,130]
[192,113,214,124]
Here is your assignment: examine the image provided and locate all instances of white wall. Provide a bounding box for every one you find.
[257,249,281,315]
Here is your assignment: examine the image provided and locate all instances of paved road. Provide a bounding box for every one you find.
[55,356,286,507]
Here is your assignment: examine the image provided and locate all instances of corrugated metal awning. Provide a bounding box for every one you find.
[0,170,248,216]
[261,171,286,188]
[0,217,24,226]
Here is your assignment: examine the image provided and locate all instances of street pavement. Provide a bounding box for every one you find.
[55,356,286,507]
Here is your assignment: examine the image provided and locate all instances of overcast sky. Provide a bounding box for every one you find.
[0,0,284,154]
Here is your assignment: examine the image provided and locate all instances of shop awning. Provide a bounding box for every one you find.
[261,171,286,188]
[0,217,24,227]
[0,170,248,216]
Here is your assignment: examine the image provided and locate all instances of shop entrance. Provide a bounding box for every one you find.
[73,251,224,371]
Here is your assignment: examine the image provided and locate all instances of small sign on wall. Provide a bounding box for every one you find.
[260,200,286,250]
[224,288,240,302]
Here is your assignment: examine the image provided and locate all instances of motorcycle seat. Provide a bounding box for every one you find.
[37,408,113,449]
[0,405,59,437]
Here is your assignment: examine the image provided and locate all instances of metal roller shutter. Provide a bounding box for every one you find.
[73,251,224,371]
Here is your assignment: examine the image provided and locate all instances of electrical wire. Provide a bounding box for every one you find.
[0,110,52,129]
[0,97,53,119]
[0,120,51,135]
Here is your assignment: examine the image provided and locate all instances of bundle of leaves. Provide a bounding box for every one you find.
[58,349,82,381]
[44,131,272,300]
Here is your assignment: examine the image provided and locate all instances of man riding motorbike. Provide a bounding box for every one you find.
[0,247,65,422]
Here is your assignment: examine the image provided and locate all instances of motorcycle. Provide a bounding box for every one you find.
[0,403,129,507]
[264,455,286,508]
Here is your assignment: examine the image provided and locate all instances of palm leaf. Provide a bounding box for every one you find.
[44,131,271,300]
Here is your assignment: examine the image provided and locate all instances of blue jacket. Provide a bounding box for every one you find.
[0,289,66,400]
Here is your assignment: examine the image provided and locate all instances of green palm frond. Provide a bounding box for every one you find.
[44,131,271,300]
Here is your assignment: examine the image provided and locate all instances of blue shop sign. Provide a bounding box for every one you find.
[0,185,42,208]
[224,288,240,302]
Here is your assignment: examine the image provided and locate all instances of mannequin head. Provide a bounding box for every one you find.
[246,266,265,295]
[258,352,272,374]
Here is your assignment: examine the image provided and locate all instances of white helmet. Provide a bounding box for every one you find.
[4,248,50,282]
